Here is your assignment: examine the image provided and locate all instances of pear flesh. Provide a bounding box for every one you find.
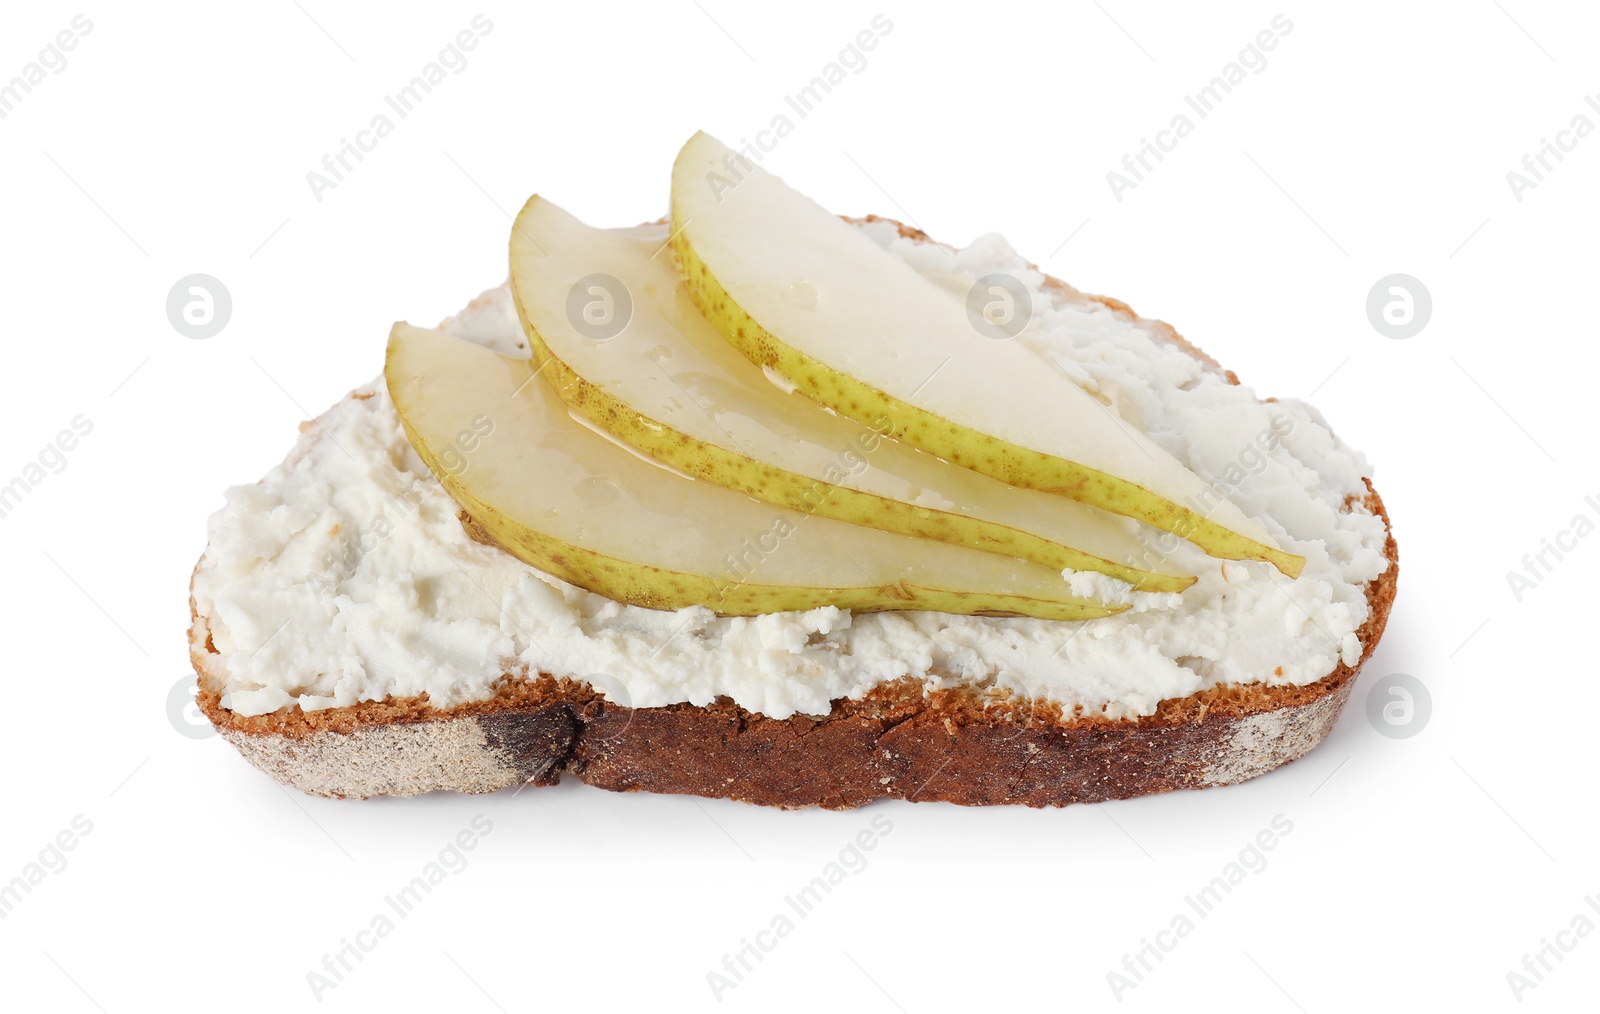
[508,196,1194,594]
[670,132,1305,579]
[385,322,1127,620]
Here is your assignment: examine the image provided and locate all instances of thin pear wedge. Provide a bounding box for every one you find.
[385,322,1127,620]
[669,132,1305,579]
[508,196,1194,594]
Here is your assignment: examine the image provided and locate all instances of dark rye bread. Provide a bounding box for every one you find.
[189,220,1399,808]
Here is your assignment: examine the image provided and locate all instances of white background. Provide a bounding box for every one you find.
[0,1,1594,1010]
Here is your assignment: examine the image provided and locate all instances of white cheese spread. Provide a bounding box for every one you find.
[191,224,1389,721]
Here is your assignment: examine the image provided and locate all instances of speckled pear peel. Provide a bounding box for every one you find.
[508,195,1194,594]
[670,131,1305,579]
[385,322,1125,620]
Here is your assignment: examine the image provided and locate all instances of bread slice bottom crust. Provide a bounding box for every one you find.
[189,222,1399,808]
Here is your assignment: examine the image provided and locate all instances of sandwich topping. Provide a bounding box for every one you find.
[193,251,1387,722]
[191,135,1389,722]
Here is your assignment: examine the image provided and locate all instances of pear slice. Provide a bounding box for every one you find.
[508,197,1193,594]
[669,132,1305,579]
[385,322,1126,620]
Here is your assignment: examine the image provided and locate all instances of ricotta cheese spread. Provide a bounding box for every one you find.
[191,224,1389,721]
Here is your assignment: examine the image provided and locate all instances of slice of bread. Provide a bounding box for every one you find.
[188,219,1398,808]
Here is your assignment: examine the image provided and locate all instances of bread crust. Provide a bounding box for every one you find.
[190,224,1399,807]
